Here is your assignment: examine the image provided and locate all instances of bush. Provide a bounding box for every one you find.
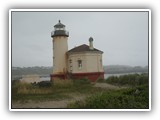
[37,81,52,88]
[68,85,149,109]
[105,73,149,87]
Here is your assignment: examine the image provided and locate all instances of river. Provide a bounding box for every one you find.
[104,72,147,79]
[40,72,147,81]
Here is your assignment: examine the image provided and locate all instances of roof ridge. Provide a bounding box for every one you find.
[68,44,103,53]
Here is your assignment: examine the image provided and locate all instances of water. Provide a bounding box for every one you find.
[13,72,148,81]
[39,72,146,81]
[104,72,146,79]
[40,76,50,81]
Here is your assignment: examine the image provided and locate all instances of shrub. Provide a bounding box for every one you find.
[105,73,149,87]
[37,81,52,88]
[68,85,149,109]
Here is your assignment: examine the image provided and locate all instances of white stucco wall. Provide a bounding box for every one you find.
[67,52,104,73]
[52,36,68,74]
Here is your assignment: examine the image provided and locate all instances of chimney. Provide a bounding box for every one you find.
[89,37,94,50]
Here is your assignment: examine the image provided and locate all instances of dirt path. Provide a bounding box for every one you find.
[12,83,125,109]
[94,83,127,89]
[12,95,86,108]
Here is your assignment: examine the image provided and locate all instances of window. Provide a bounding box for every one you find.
[70,66,72,72]
[100,59,102,67]
[55,27,65,31]
[78,60,82,69]
[69,59,72,72]
[69,59,72,63]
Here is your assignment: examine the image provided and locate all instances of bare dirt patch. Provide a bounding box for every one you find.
[12,94,87,108]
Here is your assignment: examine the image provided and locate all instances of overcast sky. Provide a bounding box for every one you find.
[12,10,149,67]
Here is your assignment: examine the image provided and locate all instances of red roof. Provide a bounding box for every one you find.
[67,44,103,53]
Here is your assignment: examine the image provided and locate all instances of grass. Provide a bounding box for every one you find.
[67,73,149,109]
[67,84,149,109]
[13,93,71,103]
[12,73,149,109]
[11,78,94,102]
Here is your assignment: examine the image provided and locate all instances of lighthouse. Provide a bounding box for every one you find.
[50,20,69,80]
[50,20,104,82]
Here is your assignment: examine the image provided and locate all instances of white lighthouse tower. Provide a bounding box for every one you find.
[50,20,69,80]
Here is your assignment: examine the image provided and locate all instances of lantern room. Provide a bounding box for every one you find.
[51,20,69,37]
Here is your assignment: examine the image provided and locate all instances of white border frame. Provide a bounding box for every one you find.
[9,9,151,111]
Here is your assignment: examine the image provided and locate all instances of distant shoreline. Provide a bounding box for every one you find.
[11,65,148,80]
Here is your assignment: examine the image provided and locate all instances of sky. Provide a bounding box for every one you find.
[11,10,149,67]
